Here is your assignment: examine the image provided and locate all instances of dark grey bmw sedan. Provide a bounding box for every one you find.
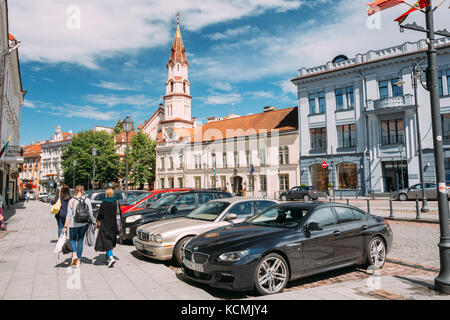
[182,202,393,295]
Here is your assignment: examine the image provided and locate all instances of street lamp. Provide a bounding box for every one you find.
[395,60,430,213]
[123,116,133,199]
[72,160,77,189]
[92,147,97,190]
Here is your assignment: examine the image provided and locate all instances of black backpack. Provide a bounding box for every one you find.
[74,198,90,223]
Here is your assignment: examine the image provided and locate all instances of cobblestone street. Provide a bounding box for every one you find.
[0,200,449,300]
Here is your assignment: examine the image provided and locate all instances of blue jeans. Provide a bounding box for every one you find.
[69,224,88,258]
[56,217,65,238]
[106,250,113,259]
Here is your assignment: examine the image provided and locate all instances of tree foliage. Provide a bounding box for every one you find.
[127,131,156,189]
[61,130,120,189]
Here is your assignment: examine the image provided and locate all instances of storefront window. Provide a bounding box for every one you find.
[338,163,358,189]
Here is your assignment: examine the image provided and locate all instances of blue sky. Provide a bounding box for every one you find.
[9,0,449,145]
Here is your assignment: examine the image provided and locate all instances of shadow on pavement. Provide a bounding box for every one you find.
[55,257,72,268]
[393,275,436,291]
[3,201,26,222]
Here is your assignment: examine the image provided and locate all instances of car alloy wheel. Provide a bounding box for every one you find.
[254,253,288,295]
[303,195,310,201]
[398,193,408,201]
[174,236,193,266]
[368,237,386,268]
[281,195,287,201]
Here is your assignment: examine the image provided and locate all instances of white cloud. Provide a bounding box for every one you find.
[8,0,303,68]
[190,0,450,82]
[197,92,242,105]
[23,100,36,109]
[93,81,140,91]
[278,80,297,95]
[207,25,258,40]
[85,94,158,108]
[246,91,275,99]
[210,81,233,91]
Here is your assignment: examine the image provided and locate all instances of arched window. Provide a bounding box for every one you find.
[337,163,358,189]
[170,81,174,92]
[183,82,186,93]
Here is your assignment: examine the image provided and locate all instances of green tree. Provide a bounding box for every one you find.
[113,119,123,136]
[127,131,156,190]
[61,130,120,189]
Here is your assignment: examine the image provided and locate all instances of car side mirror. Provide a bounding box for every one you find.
[226,213,237,221]
[305,222,322,231]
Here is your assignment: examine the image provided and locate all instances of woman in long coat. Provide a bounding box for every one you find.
[95,187,121,267]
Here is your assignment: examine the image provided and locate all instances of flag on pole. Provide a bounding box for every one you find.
[367,0,405,16]
[0,135,13,158]
[394,0,430,24]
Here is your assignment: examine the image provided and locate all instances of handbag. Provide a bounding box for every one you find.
[116,200,122,233]
[50,192,61,215]
[54,233,66,253]
[61,239,73,255]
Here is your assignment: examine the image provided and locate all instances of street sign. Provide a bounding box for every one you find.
[322,161,328,168]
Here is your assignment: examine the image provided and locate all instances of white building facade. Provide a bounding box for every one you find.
[0,0,24,205]
[40,126,74,192]
[292,37,450,194]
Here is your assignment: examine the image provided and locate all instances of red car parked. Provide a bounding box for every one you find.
[120,188,191,214]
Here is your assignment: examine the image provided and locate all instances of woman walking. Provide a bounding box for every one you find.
[51,185,72,238]
[62,185,94,267]
[95,187,121,267]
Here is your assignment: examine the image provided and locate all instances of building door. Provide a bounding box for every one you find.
[232,176,243,196]
[310,164,329,192]
[382,161,408,192]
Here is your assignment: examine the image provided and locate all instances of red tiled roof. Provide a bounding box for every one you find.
[167,20,189,68]
[115,130,137,143]
[23,143,41,158]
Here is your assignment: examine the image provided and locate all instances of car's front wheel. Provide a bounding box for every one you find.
[303,194,310,201]
[280,195,287,201]
[398,193,408,201]
[365,236,387,269]
[173,236,194,266]
[254,253,289,295]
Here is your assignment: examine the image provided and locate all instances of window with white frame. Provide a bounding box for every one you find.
[260,175,267,192]
[279,146,289,165]
[279,174,289,191]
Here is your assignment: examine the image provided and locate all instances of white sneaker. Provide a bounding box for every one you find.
[107,256,116,268]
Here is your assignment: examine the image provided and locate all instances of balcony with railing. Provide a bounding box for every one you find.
[365,94,414,114]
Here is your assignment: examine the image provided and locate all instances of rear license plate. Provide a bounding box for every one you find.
[183,258,204,272]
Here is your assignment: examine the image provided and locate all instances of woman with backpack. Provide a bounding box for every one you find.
[95,187,121,268]
[62,185,95,267]
[51,185,72,238]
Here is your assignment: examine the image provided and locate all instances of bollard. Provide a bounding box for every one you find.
[333,192,336,203]
[340,191,343,200]
[329,198,332,203]
[367,199,370,214]
[389,199,394,218]
[372,191,375,200]
[346,198,349,205]
[356,189,358,199]
[416,194,421,220]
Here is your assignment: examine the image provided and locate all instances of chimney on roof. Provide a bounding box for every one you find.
[264,106,278,112]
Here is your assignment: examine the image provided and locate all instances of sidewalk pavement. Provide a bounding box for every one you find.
[248,275,450,300]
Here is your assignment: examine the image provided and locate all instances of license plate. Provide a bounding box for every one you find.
[183,258,204,272]
[135,241,144,251]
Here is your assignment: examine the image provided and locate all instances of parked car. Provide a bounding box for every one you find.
[87,189,148,211]
[182,202,393,295]
[134,198,278,265]
[392,183,450,201]
[279,186,318,201]
[120,190,233,242]
[121,188,192,214]
[38,192,49,201]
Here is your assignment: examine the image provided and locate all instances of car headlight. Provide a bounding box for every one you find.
[217,249,250,262]
[125,215,142,223]
[150,234,156,242]
[155,234,162,243]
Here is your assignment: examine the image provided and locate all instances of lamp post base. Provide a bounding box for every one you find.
[435,237,450,294]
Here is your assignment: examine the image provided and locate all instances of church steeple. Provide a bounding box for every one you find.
[162,13,192,127]
[167,13,189,68]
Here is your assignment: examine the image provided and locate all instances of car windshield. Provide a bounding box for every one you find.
[150,193,179,210]
[128,192,152,205]
[247,206,310,229]
[186,201,230,221]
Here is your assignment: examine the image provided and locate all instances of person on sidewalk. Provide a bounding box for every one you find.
[95,187,121,268]
[26,191,30,202]
[51,185,72,238]
[62,185,95,268]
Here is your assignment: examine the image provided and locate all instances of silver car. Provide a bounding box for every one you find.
[133,198,278,265]
[392,183,449,201]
